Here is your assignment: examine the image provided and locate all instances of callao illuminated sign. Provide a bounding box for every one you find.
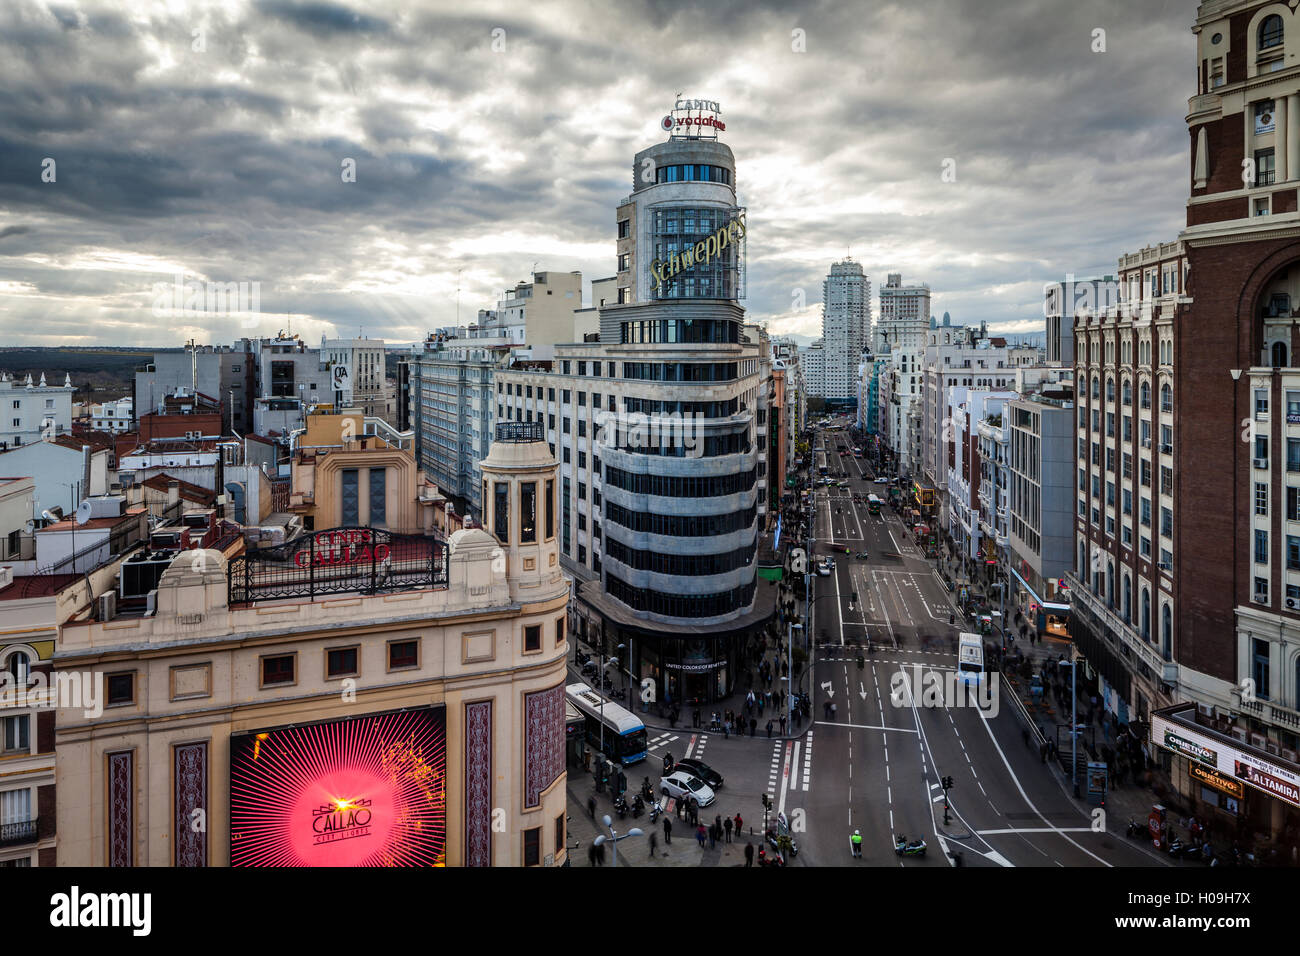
[651,211,746,291]
[293,528,390,569]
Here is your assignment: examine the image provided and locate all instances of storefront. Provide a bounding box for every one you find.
[1152,704,1300,857]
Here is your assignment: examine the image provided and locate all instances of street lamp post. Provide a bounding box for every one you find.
[592,814,642,867]
[1059,657,1080,797]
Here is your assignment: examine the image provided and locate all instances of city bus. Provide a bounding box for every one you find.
[565,682,648,764]
[957,633,984,687]
[867,494,882,515]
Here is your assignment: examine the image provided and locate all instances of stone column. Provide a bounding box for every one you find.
[1289,94,1300,183]
[1277,97,1288,184]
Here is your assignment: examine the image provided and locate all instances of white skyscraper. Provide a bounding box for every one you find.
[820,260,870,401]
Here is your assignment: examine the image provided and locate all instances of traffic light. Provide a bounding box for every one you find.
[942,775,954,790]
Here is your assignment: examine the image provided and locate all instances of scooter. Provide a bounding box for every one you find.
[648,800,662,824]
[894,835,927,857]
[856,551,869,559]
[613,795,629,819]
[630,794,645,818]
[1167,833,1190,859]
[1124,818,1145,840]
[640,778,654,802]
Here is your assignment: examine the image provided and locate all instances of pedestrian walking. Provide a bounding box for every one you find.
[724,816,733,842]
[766,719,774,738]
[780,714,787,735]
[649,831,659,858]
[588,844,598,866]
[708,824,717,849]
[595,841,606,866]
[588,794,596,818]
[696,825,707,848]
[749,717,757,737]
[664,816,672,844]
[744,842,754,867]
[675,796,683,819]
[831,702,837,720]
[693,707,701,728]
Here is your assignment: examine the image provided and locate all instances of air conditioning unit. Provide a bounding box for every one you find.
[1141,438,1152,448]
[1160,444,1172,455]
[99,591,116,622]
[1255,458,1269,469]
[145,590,157,616]
[1289,598,1298,609]
[1159,561,1171,571]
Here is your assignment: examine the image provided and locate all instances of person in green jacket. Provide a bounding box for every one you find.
[851,830,863,857]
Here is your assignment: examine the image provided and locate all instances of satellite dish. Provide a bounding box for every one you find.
[75,500,93,526]
[40,509,57,525]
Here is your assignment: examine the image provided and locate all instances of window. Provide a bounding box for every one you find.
[1256,528,1269,564]
[2,715,28,753]
[494,482,509,544]
[545,479,555,539]
[1141,498,1152,527]
[1290,486,1300,521]
[107,672,134,705]
[1260,14,1283,50]
[523,827,541,866]
[1257,482,1269,516]
[1253,638,1271,701]
[617,220,629,239]
[261,654,295,686]
[327,646,359,678]
[1160,507,1172,537]
[1139,382,1151,409]
[1289,535,1300,571]
[1255,576,1270,604]
[519,482,537,543]
[563,446,570,464]
[556,617,565,646]
[1257,389,1270,418]
[1256,435,1269,465]
[1289,438,1300,473]
[1255,148,1276,187]
[341,468,359,525]
[369,468,386,527]
[524,625,541,652]
[6,652,29,686]
[556,812,566,855]
[388,640,419,670]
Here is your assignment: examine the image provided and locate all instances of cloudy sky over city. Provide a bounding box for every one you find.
[0,0,1195,348]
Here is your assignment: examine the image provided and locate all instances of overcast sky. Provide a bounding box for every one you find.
[0,0,1196,349]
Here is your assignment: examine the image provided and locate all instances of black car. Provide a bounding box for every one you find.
[672,758,723,791]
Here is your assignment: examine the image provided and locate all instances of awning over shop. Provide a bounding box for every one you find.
[1010,566,1070,612]
[758,566,784,582]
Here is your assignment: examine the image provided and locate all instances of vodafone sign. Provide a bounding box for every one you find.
[665,97,725,136]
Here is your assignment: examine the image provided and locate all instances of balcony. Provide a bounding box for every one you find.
[1067,573,1177,684]
[0,818,38,848]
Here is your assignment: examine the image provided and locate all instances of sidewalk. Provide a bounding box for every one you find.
[565,787,759,867]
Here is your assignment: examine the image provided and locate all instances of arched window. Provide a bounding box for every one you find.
[1122,379,1132,406]
[1273,341,1289,368]
[6,651,29,686]
[1123,575,1132,624]
[1107,560,1115,607]
[1106,378,1115,403]
[1141,588,1151,641]
[1091,377,1100,400]
[1162,605,1172,660]
[1140,381,1151,409]
[1160,383,1172,412]
[1260,13,1283,49]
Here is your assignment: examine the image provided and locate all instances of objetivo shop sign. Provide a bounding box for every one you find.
[650,212,746,292]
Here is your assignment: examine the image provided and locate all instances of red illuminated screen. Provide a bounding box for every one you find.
[230,707,446,866]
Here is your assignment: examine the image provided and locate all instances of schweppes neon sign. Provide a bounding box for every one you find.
[651,212,746,291]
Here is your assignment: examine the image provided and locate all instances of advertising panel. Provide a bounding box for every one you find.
[230,706,446,866]
[1151,709,1300,808]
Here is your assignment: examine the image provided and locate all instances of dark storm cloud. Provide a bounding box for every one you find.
[0,0,1195,346]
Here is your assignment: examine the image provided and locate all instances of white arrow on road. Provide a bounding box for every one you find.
[821,681,834,697]
[858,682,868,700]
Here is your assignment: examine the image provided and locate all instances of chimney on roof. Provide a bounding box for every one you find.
[168,480,180,509]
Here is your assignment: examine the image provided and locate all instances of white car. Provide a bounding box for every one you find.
[660,771,716,807]
[816,560,833,577]
[874,477,889,484]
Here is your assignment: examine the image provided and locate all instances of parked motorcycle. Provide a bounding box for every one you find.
[1124,818,1145,840]
[648,800,662,824]
[894,835,927,857]
[630,794,645,818]
[613,795,629,819]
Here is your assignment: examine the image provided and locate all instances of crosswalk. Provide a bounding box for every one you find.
[766,731,816,802]
[646,732,679,754]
